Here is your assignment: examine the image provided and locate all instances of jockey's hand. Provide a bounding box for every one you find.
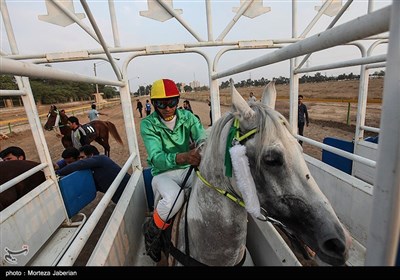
[56,132,64,138]
[176,149,201,167]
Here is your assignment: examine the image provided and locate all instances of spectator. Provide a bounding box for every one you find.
[67,116,88,150]
[54,147,80,173]
[182,100,193,113]
[0,146,26,161]
[298,95,310,146]
[140,78,206,262]
[145,100,152,116]
[88,103,107,121]
[136,99,143,118]
[207,99,212,126]
[58,144,130,204]
[248,92,257,103]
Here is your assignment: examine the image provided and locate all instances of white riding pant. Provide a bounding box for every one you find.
[152,167,195,222]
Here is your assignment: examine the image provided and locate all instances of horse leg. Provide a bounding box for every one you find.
[95,138,110,157]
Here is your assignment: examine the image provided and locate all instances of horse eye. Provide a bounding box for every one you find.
[263,149,284,166]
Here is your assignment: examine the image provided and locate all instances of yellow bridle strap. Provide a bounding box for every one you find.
[195,169,245,208]
[233,118,258,143]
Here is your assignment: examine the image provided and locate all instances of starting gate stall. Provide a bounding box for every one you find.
[0,0,398,266]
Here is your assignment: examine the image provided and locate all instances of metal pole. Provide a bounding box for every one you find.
[94,63,99,94]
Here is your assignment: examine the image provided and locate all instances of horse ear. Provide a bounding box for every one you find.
[230,79,255,119]
[261,80,277,109]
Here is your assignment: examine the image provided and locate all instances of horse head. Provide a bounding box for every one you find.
[196,80,351,266]
[44,105,59,131]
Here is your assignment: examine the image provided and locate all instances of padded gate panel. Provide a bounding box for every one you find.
[59,170,97,218]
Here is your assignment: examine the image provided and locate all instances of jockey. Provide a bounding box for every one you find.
[140,79,206,262]
[67,116,88,150]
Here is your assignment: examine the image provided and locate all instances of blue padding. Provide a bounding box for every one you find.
[143,168,154,211]
[322,137,354,175]
[59,170,97,218]
[365,136,379,144]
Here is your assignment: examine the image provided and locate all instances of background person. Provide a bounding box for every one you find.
[298,94,310,146]
[67,116,88,150]
[248,92,257,103]
[140,78,206,262]
[58,144,130,204]
[182,100,193,113]
[54,147,80,174]
[0,146,26,161]
[136,99,143,118]
[145,100,152,116]
[88,103,107,121]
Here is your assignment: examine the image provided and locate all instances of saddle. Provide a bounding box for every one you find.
[159,190,246,266]
[81,124,96,139]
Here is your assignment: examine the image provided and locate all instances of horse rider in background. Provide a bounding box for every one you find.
[140,79,206,262]
[88,103,107,121]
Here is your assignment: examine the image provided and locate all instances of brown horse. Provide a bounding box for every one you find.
[0,160,46,211]
[44,105,123,157]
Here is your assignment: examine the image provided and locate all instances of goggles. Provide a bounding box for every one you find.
[153,98,179,109]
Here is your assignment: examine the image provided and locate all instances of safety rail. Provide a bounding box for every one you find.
[0,163,47,194]
[58,152,137,266]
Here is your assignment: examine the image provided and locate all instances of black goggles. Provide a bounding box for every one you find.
[153,98,179,109]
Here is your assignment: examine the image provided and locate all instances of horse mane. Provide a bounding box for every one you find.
[201,102,294,184]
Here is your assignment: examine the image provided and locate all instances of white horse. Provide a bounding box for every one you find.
[164,80,351,266]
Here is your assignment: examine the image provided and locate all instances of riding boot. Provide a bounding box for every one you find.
[143,210,170,262]
[143,218,162,262]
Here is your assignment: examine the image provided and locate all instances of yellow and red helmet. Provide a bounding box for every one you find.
[150,79,180,100]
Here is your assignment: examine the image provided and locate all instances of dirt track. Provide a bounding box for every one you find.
[0,97,380,166]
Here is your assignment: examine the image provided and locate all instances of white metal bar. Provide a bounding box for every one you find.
[297,135,376,168]
[0,89,25,96]
[58,153,137,266]
[366,62,386,69]
[212,6,390,80]
[0,163,47,194]
[0,0,19,54]
[289,0,298,132]
[295,54,386,74]
[80,0,122,81]
[119,83,141,167]
[366,0,400,266]
[0,57,124,86]
[361,125,380,134]
[205,0,213,41]
[156,0,204,42]
[216,0,253,41]
[297,0,354,69]
[108,0,120,47]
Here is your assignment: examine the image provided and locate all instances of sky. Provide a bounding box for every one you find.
[0,0,391,91]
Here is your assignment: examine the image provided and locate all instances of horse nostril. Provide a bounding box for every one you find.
[322,238,345,254]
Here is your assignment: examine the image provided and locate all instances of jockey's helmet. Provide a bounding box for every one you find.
[150,79,180,100]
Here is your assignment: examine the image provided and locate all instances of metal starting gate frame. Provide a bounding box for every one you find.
[0,0,399,266]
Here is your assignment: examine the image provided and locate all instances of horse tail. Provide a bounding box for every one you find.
[105,121,123,144]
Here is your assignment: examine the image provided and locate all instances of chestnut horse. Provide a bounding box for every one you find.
[0,160,46,211]
[44,106,123,157]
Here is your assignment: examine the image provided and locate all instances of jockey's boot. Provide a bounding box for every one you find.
[143,218,162,262]
[143,210,170,262]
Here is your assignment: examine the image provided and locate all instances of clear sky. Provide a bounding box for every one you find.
[1,0,391,91]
